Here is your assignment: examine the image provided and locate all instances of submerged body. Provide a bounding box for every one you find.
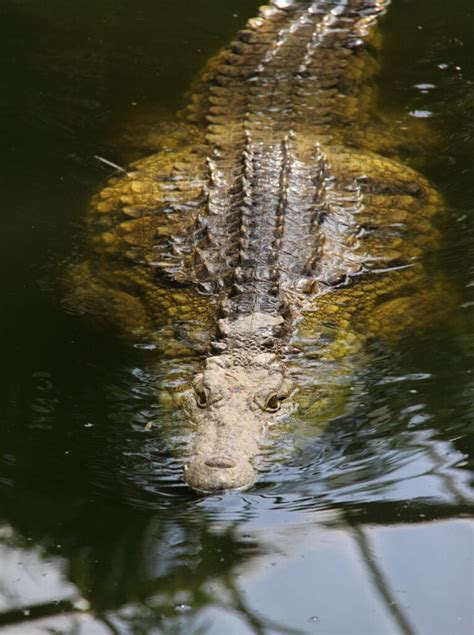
[67,0,450,491]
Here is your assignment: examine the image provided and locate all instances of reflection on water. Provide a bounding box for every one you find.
[0,0,473,633]
[1,493,472,634]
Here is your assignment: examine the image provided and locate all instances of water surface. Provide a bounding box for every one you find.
[0,1,473,633]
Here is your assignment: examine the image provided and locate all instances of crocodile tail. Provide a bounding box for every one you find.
[268,0,389,17]
[185,0,390,140]
[267,0,389,34]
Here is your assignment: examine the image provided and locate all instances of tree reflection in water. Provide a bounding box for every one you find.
[0,469,472,635]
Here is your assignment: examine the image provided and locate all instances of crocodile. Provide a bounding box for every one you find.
[66,0,450,492]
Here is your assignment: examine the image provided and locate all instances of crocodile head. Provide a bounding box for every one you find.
[183,351,293,492]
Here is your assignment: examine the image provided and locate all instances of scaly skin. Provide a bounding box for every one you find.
[65,0,451,492]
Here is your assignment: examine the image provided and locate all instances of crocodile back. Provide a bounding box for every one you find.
[85,0,442,337]
[139,0,441,325]
[172,0,432,320]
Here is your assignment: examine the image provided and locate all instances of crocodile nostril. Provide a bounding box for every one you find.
[205,456,236,469]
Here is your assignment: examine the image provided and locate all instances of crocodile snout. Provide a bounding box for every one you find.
[184,455,256,493]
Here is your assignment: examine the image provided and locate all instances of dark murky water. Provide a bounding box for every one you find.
[0,1,473,633]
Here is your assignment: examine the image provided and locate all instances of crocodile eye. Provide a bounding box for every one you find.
[264,393,281,413]
[255,385,291,413]
[192,375,209,408]
[195,386,209,408]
